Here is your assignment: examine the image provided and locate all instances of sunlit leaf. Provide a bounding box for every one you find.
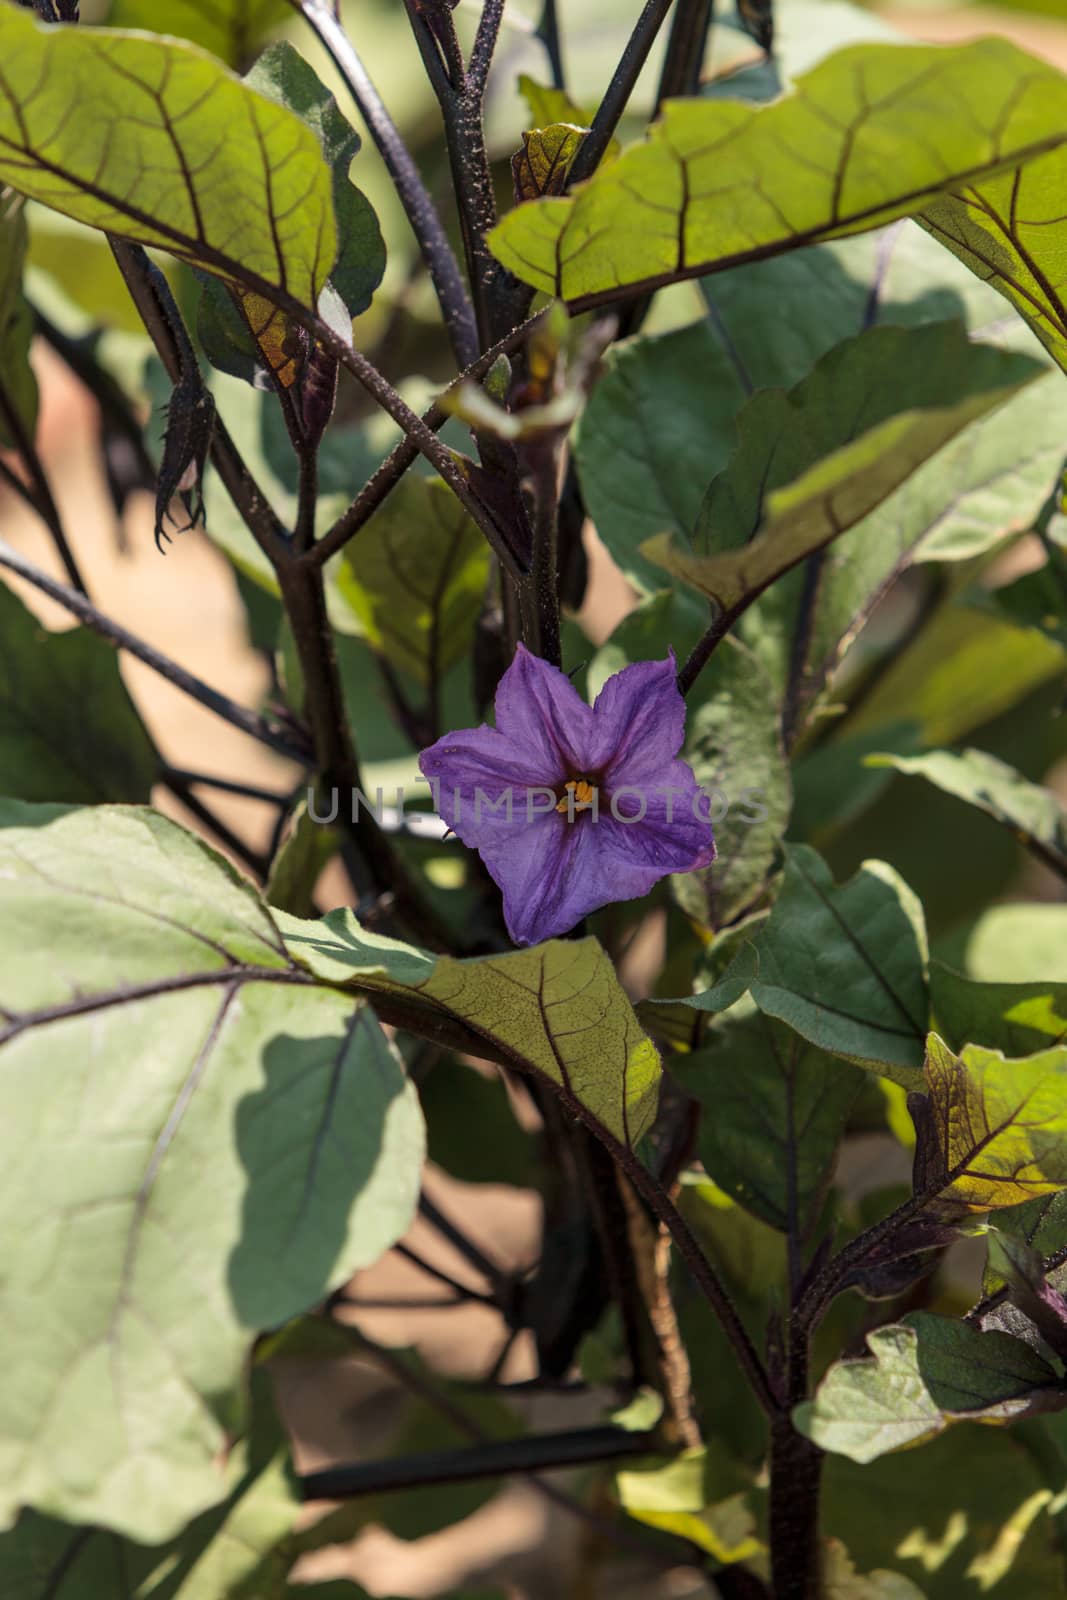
[796,1313,1062,1463]
[489,40,1067,306]
[920,1032,1067,1212]
[868,748,1067,879]
[642,323,1041,615]
[0,579,156,804]
[335,475,490,687]
[750,845,928,1083]
[931,962,1067,1058]
[512,125,588,201]
[920,150,1067,377]
[277,909,661,1150]
[0,803,423,1540]
[0,9,335,311]
[614,1444,763,1564]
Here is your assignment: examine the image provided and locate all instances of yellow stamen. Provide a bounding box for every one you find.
[556,778,597,814]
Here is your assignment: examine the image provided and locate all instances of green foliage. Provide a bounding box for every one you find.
[0,6,335,309]
[643,321,1041,616]
[489,40,1067,304]
[335,475,490,686]
[797,1313,1062,1463]
[0,804,423,1539]
[749,845,929,1083]
[921,1033,1067,1212]
[278,909,661,1149]
[0,583,156,802]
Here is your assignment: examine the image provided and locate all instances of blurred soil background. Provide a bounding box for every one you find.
[4,3,1067,1596]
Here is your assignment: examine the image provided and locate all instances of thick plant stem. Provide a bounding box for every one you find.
[516,439,563,666]
[768,1419,823,1600]
[289,0,478,368]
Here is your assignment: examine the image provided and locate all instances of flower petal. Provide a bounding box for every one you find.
[597,765,717,875]
[589,653,686,782]
[418,725,557,848]
[495,644,596,778]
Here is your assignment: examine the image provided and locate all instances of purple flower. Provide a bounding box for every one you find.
[418,645,716,945]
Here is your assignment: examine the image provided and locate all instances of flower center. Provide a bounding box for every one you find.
[556,777,598,816]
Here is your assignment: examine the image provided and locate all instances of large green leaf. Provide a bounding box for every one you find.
[106,0,292,68]
[0,579,156,803]
[572,325,747,595]
[797,1312,1061,1463]
[868,748,1067,878]
[750,845,928,1083]
[0,804,423,1541]
[0,8,335,310]
[920,1032,1067,1212]
[679,1003,863,1235]
[0,1373,363,1599]
[277,909,661,1150]
[931,962,1067,1058]
[0,199,37,449]
[823,1422,1067,1598]
[643,322,1041,615]
[488,40,1067,306]
[335,475,490,688]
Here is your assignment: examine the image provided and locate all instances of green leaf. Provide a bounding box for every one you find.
[920,149,1067,377]
[335,475,490,687]
[0,578,156,803]
[931,961,1067,1058]
[920,1032,1067,1212]
[750,845,929,1083]
[679,1005,863,1235]
[245,42,384,321]
[984,1192,1067,1295]
[0,198,38,450]
[277,910,661,1150]
[488,40,1067,305]
[0,803,423,1540]
[822,1544,925,1600]
[846,600,1066,748]
[635,942,759,1049]
[673,635,793,929]
[573,325,747,595]
[512,125,588,201]
[868,747,1067,878]
[796,1312,1061,1463]
[0,8,335,311]
[0,1369,347,1599]
[823,1422,1067,1598]
[642,322,1041,615]
[614,1444,763,1564]
[105,0,291,69]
